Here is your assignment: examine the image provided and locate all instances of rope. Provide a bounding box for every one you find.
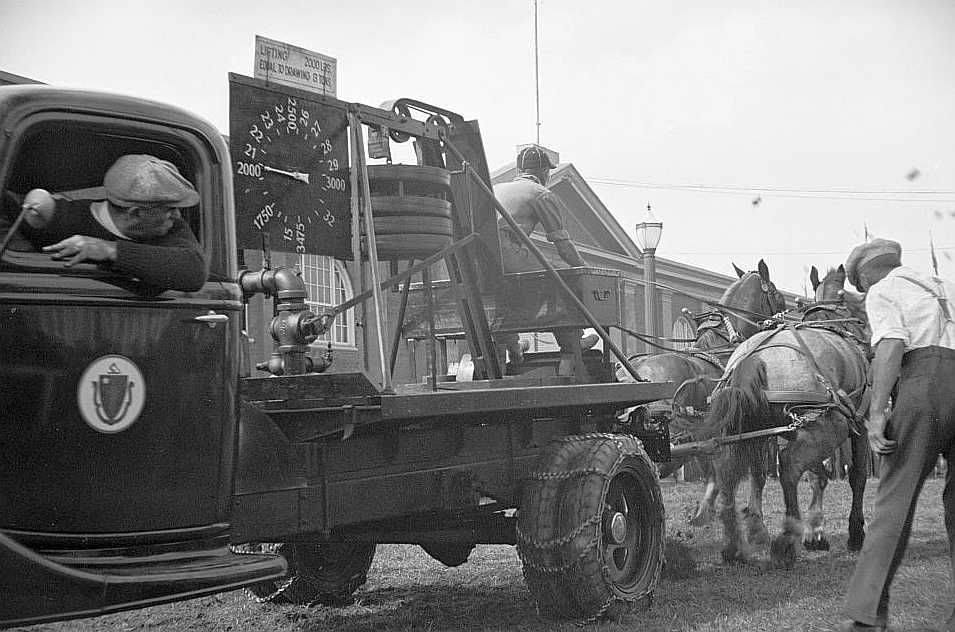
[617,324,736,357]
[651,279,780,324]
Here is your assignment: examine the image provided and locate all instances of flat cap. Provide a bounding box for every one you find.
[104,154,199,208]
[517,145,556,171]
[845,238,902,291]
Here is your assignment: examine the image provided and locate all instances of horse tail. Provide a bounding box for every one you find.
[699,356,770,438]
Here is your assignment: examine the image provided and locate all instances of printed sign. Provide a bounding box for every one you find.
[254,35,337,97]
[77,355,146,433]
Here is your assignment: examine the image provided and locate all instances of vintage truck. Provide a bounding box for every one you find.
[0,76,675,627]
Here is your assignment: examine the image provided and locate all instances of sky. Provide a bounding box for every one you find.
[2,0,953,295]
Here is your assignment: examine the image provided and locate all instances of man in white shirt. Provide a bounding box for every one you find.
[840,238,955,632]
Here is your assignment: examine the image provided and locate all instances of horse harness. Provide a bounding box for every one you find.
[716,316,870,437]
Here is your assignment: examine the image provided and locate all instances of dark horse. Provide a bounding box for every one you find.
[702,265,869,568]
[619,260,787,522]
[794,265,870,549]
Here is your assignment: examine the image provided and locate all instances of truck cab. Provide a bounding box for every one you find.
[0,85,284,628]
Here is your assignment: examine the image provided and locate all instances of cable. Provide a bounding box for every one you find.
[666,246,954,256]
[590,178,955,195]
[589,178,955,203]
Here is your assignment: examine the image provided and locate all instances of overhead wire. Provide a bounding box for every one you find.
[588,178,955,203]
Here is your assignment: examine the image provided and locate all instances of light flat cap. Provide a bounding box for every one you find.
[845,238,902,291]
[104,154,199,208]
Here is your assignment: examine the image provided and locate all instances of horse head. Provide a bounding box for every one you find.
[807,265,871,341]
[810,264,847,303]
[722,259,788,339]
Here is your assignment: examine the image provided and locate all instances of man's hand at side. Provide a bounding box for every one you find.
[866,409,897,455]
[866,337,905,455]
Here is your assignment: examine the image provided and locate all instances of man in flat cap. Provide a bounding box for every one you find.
[493,145,592,376]
[16,154,207,292]
[840,238,955,632]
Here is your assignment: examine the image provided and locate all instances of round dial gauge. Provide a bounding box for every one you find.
[230,81,351,258]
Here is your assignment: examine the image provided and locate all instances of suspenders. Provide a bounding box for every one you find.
[894,271,953,332]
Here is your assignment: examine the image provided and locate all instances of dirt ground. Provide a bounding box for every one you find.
[15,477,953,632]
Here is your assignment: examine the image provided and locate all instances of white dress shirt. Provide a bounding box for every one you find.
[866,265,955,351]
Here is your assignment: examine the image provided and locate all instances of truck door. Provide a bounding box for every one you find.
[0,95,283,627]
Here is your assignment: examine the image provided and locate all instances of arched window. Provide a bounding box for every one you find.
[299,254,355,347]
[671,315,696,351]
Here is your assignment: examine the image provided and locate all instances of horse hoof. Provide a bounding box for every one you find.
[803,537,830,551]
[847,533,865,552]
[721,547,746,565]
[770,537,797,569]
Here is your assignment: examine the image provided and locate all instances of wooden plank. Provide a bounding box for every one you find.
[240,372,381,402]
[380,380,675,419]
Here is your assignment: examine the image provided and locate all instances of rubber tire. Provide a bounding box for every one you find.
[419,542,475,567]
[370,196,452,218]
[367,164,451,189]
[517,434,665,621]
[371,216,453,236]
[245,541,376,606]
[374,234,451,259]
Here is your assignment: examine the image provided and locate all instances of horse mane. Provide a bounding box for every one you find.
[697,356,769,439]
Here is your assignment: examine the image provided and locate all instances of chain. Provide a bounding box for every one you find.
[524,468,611,481]
[517,510,604,551]
[516,533,600,574]
[519,434,657,622]
[785,406,825,430]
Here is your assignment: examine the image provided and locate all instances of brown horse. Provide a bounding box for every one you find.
[793,265,870,551]
[702,266,869,567]
[620,260,787,521]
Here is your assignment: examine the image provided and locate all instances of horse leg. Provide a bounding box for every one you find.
[846,430,869,551]
[715,449,748,564]
[771,443,804,569]
[803,463,830,551]
[688,459,717,526]
[742,439,771,549]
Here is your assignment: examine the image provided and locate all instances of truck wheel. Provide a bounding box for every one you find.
[517,434,665,621]
[245,541,376,606]
[419,542,475,567]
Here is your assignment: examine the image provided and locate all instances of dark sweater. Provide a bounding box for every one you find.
[21,198,208,292]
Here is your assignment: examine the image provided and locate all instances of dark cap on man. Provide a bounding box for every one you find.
[517,145,556,171]
[845,237,902,291]
[104,154,200,209]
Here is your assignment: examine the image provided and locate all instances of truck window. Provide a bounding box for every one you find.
[0,119,204,275]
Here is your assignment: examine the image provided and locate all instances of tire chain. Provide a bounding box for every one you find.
[524,467,611,482]
[231,543,359,605]
[518,433,657,622]
[230,543,299,603]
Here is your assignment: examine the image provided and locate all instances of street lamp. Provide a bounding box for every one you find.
[635,203,663,349]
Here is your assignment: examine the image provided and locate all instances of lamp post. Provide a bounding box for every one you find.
[635,204,663,350]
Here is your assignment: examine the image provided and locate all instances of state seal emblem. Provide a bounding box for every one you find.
[77,355,146,433]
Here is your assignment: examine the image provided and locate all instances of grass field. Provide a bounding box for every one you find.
[17,477,952,632]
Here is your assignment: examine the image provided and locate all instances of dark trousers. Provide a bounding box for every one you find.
[845,346,955,627]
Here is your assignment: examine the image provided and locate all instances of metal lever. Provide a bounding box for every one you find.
[192,312,229,327]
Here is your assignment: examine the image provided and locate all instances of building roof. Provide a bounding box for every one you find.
[491,160,800,304]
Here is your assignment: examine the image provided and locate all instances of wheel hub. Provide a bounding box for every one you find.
[605,511,628,545]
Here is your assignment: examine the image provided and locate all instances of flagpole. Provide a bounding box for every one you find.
[534,0,541,144]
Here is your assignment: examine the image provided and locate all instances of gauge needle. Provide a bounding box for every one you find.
[262,165,310,184]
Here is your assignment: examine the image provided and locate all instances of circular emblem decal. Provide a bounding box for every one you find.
[77,355,146,433]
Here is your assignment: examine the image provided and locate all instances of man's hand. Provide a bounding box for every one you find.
[866,410,897,455]
[866,338,905,456]
[43,235,117,266]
